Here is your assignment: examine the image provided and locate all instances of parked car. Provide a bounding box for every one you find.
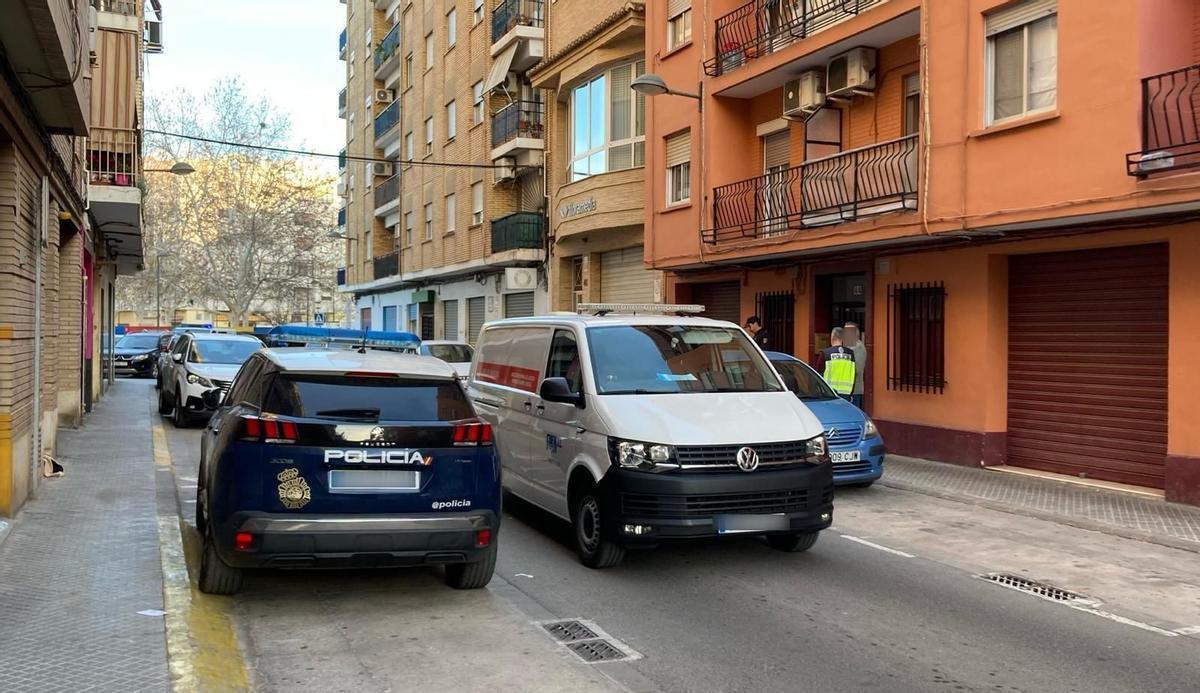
[468,307,833,569]
[765,352,885,487]
[110,332,168,378]
[154,333,183,388]
[195,346,499,594]
[158,333,262,427]
[418,340,474,379]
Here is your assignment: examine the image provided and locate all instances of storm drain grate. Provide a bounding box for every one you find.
[980,573,1095,604]
[538,619,641,663]
[543,620,600,643]
[566,639,628,663]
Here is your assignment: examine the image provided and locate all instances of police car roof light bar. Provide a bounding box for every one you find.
[265,325,421,351]
[577,303,707,316]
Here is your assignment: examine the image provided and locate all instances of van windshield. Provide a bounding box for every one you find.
[586,325,784,395]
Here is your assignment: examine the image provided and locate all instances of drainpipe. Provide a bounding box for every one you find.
[32,176,47,486]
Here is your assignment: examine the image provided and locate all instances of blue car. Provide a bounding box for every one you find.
[195,343,500,594]
[766,352,885,487]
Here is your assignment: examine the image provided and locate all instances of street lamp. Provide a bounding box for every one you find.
[144,161,196,176]
[631,74,703,111]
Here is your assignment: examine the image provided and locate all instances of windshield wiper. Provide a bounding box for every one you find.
[315,408,381,421]
[601,389,671,395]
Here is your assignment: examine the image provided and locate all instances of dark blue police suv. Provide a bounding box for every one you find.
[195,345,499,594]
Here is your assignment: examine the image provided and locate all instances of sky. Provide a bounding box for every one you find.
[144,0,344,172]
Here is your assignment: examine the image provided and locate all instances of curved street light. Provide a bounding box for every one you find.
[631,73,703,110]
[144,161,196,175]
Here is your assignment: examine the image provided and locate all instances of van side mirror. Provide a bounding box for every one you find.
[539,377,583,407]
[201,389,224,409]
[171,353,183,363]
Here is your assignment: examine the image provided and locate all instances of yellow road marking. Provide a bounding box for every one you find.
[152,413,251,692]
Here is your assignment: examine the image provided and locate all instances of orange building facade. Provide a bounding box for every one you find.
[645,0,1200,503]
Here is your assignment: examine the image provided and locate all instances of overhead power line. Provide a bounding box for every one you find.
[145,129,509,170]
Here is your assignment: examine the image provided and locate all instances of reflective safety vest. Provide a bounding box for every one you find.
[823,353,856,395]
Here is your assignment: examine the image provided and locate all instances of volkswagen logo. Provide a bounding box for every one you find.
[735,446,760,472]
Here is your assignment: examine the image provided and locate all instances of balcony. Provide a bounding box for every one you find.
[373,99,400,147]
[338,147,346,171]
[337,267,346,287]
[339,28,347,60]
[490,100,545,168]
[374,22,401,78]
[373,173,400,215]
[337,207,347,228]
[87,127,143,274]
[705,0,884,77]
[1,0,90,133]
[373,251,400,279]
[93,0,138,13]
[491,212,546,253]
[704,135,917,244]
[92,0,138,30]
[338,88,346,118]
[490,0,544,73]
[1127,63,1200,178]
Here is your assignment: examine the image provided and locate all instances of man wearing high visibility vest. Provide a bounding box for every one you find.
[815,327,857,400]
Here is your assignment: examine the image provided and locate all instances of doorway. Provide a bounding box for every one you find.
[814,273,867,351]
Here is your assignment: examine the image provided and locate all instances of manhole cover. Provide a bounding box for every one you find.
[567,639,629,663]
[542,620,600,643]
[980,573,1095,604]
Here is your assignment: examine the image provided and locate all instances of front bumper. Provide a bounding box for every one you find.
[605,464,834,541]
[114,357,155,376]
[217,510,499,568]
[831,441,885,485]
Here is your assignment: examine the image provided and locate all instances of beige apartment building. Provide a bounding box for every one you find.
[338,0,549,343]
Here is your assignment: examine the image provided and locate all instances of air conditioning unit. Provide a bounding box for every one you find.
[336,181,348,197]
[504,267,537,291]
[493,157,516,183]
[375,89,394,104]
[826,47,876,99]
[372,161,394,177]
[783,70,825,119]
[144,20,163,54]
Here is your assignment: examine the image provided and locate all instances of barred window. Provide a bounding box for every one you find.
[887,282,945,393]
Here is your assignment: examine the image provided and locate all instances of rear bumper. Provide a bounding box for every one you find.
[218,510,499,568]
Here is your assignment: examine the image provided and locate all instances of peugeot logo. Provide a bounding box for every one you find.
[735,446,760,472]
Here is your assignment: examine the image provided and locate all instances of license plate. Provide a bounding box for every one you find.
[114,360,127,367]
[830,451,861,463]
[328,469,420,493]
[714,514,788,534]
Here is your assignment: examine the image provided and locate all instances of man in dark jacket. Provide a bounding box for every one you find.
[745,316,770,350]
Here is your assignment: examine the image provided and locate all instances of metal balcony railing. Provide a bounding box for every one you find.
[374,22,400,70]
[337,267,346,286]
[704,0,883,77]
[373,251,400,279]
[339,28,347,58]
[87,126,139,187]
[490,212,546,253]
[374,173,400,210]
[374,99,400,140]
[491,0,544,44]
[1127,62,1200,177]
[491,100,544,148]
[337,207,346,227]
[704,134,917,244]
[93,0,138,15]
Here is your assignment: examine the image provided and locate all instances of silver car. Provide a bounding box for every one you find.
[158,333,262,427]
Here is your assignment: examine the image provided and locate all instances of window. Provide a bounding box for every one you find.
[348,113,356,139]
[349,50,355,77]
[903,72,920,136]
[665,129,691,204]
[424,202,434,240]
[382,305,399,331]
[404,132,413,161]
[404,53,413,89]
[263,374,474,421]
[472,81,484,124]
[365,25,372,50]
[985,0,1056,125]
[886,282,945,394]
[446,8,456,47]
[364,161,373,184]
[444,193,456,233]
[569,61,646,181]
[424,117,433,155]
[668,1,692,50]
[425,33,434,69]
[473,0,483,25]
[446,100,457,140]
[404,211,413,246]
[471,181,483,225]
[546,329,583,394]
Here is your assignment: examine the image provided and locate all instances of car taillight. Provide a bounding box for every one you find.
[452,421,492,446]
[240,415,297,444]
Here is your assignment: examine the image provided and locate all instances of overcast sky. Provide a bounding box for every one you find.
[144,0,344,171]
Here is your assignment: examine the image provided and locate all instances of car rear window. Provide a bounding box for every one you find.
[263,374,473,422]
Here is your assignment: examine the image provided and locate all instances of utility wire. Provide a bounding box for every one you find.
[145,129,509,170]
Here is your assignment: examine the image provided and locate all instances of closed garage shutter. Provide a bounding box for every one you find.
[600,247,656,303]
[442,299,459,341]
[1007,244,1168,488]
[691,281,741,324]
[467,296,486,346]
[504,291,535,317]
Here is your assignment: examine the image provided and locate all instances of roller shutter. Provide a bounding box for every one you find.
[467,296,486,346]
[599,247,656,303]
[690,281,741,324]
[1007,244,1168,488]
[504,291,535,318]
[442,299,459,341]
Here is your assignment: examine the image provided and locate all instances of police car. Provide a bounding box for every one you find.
[195,329,500,594]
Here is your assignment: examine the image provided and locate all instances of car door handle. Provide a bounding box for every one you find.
[523,401,532,412]
[535,404,545,415]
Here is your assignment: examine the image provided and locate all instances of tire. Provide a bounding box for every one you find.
[445,542,497,589]
[152,362,160,386]
[766,531,820,553]
[195,478,208,535]
[157,387,173,415]
[172,391,191,428]
[573,489,625,569]
[850,481,875,489]
[198,530,243,595]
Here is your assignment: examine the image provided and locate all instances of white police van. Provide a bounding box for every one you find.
[468,304,833,568]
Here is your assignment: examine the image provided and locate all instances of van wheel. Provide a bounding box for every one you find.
[445,542,497,589]
[766,531,820,553]
[573,491,625,569]
[198,530,242,595]
[157,388,172,415]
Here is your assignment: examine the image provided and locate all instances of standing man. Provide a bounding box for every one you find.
[745,315,770,350]
[843,321,866,409]
[814,327,856,400]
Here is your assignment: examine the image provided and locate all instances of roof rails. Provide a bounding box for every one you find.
[577,303,707,317]
[266,325,420,352]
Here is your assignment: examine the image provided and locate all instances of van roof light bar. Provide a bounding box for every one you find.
[577,303,707,316]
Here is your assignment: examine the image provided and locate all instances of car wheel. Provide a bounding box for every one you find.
[850,481,875,489]
[445,541,497,589]
[195,477,208,535]
[766,531,820,553]
[172,392,191,428]
[152,362,160,385]
[197,529,242,595]
[157,387,173,415]
[573,489,625,569]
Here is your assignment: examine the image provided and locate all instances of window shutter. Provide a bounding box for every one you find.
[668,0,689,19]
[763,131,790,170]
[985,0,1055,36]
[665,130,691,167]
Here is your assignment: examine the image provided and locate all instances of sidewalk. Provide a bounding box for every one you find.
[0,380,169,692]
[881,455,1200,551]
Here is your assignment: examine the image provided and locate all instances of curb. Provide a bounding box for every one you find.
[878,477,1200,556]
[0,517,11,550]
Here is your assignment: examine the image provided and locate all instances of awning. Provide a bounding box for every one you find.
[485,43,519,92]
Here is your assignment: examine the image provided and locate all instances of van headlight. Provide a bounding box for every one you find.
[863,417,879,439]
[187,373,213,387]
[609,438,676,471]
[806,435,828,459]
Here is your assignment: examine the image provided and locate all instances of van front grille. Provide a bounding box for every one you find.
[675,439,811,469]
[621,487,830,519]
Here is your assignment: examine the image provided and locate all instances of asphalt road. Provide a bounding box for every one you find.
[151,380,1200,693]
